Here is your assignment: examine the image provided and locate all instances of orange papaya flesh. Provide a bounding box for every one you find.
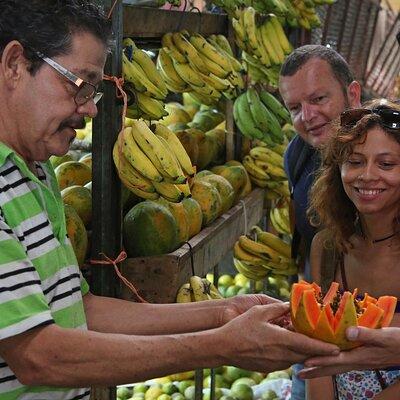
[323,281,339,305]
[290,281,397,350]
[357,303,384,329]
[376,296,397,327]
[290,282,314,316]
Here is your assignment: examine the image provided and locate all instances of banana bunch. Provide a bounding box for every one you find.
[176,275,224,302]
[233,88,290,146]
[243,146,290,201]
[122,38,168,120]
[113,121,195,202]
[269,201,291,235]
[233,229,297,279]
[156,31,244,105]
[290,0,335,29]
[232,9,292,74]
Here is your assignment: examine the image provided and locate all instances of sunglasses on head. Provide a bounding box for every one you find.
[340,107,400,130]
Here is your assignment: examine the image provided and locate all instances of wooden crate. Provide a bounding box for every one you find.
[120,188,265,303]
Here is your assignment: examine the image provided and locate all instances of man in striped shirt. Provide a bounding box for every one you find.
[0,1,340,399]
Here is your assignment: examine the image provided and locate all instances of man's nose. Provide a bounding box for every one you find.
[78,99,98,119]
[301,103,317,122]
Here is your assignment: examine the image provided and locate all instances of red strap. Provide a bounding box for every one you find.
[90,251,148,303]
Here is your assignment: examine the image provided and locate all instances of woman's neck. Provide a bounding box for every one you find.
[359,212,399,243]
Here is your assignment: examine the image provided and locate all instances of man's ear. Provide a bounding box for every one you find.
[347,80,362,108]
[0,40,28,88]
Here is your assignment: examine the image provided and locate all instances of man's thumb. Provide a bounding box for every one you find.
[265,302,290,321]
[346,326,380,344]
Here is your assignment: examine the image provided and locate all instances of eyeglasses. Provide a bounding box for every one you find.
[36,52,103,106]
[340,107,400,130]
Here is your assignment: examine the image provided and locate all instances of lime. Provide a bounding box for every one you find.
[117,387,132,400]
[230,384,253,400]
[145,386,164,400]
[183,385,195,400]
[157,394,171,400]
[134,384,150,395]
[162,383,179,395]
[231,377,256,388]
[171,393,185,400]
[203,374,229,388]
[225,285,241,298]
[218,274,234,287]
[177,380,194,395]
[249,372,264,384]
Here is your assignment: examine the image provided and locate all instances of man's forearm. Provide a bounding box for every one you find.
[83,293,229,335]
[2,324,227,387]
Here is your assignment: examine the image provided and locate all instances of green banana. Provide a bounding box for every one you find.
[233,93,264,140]
[259,90,291,123]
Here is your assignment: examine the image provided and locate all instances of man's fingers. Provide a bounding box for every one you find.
[249,293,282,305]
[297,365,347,379]
[285,330,339,356]
[347,326,386,345]
[264,302,290,320]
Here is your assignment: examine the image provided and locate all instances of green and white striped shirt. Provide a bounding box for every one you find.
[0,142,90,400]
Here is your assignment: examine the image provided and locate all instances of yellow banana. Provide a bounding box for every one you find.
[255,27,271,67]
[268,14,293,55]
[238,235,281,263]
[251,226,291,259]
[123,180,160,200]
[242,155,270,180]
[197,52,230,79]
[189,276,209,302]
[242,7,262,58]
[172,32,209,75]
[189,33,232,73]
[259,23,281,65]
[124,38,168,97]
[197,70,231,92]
[215,34,234,56]
[270,208,291,235]
[250,147,284,167]
[232,18,247,43]
[175,181,191,198]
[120,127,164,183]
[208,37,243,73]
[112,142,156,193]
[233,242,267,266]
[266,164,287,180]
[227,71,245,90]
[249,175,269,188]
[233,258,268,281]
[131,120,186,183]
[135,92,167,120]
[161,33,187,63]
[152,180,185,203]
[202,279,223,300]
[264,19,286,64]
[157,48,188,90]
[122,54,147,93]
[172,60,206,87]
[153,123,195,176]
[189,81,222,100]
[176,283,193,303]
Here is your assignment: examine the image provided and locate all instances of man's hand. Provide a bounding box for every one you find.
[220,303,339,373]
[298,326,400,379]
[220,294,281,326]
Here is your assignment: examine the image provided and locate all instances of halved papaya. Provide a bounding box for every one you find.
[290,281,397,349]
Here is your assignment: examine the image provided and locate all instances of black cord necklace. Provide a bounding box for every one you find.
[372,231,399,243]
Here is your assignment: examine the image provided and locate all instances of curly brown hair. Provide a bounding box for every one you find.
[308,98,400,251]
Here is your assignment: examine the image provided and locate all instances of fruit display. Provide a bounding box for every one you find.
[176,275,223,302]
[233,225,297,281]
[113,122,194,202]
[157,31,244,104]
[233,88,290,146]
[116,365,292,400]
[290,281,397,349]
[122,38,169,120]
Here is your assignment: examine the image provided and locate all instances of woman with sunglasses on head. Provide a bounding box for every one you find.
[305,99,400,399]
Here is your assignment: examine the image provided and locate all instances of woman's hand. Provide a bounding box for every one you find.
[299,326,400,379]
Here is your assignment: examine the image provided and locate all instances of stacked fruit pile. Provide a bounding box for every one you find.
[122,39,169,120]
[233,225,296,280]
[116,366,291,400]
[113,121,194,202]
[176,276,223,302]
[157,31,244,105]
[233,88,290,146]
[232,10,292,86]
[50,152,93,267]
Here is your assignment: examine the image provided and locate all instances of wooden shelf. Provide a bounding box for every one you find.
[120,188,265,303]
[123,6,229,38]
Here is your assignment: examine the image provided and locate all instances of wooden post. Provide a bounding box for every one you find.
[90,0,123,399]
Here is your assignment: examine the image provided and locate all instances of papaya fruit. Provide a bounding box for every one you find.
[55,161,92,190]
[156,198,190,245]
[176,129,199,166]
[64,204,88,267]
[290,281,397,349]
[79,153,92,169]
[217,165,248,203]
[123,201,180,257]
[181,197,203,238]
[198,174,235,214]
[61,185,92,227]
[50,153,74,169]
[190,180,222,227]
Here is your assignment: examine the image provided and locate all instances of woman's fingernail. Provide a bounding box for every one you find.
[346,327,359,341]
